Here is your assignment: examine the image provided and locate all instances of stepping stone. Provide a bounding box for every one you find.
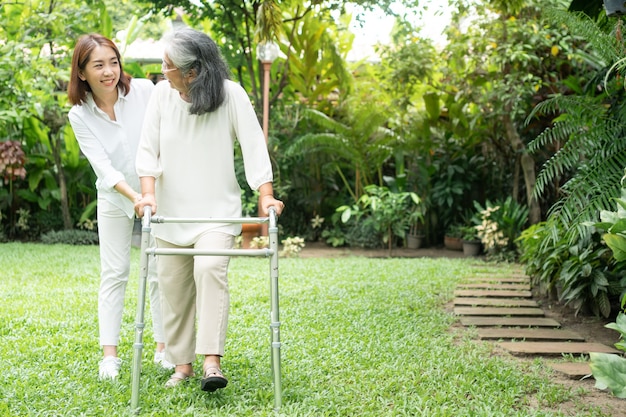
[454,297,538,307]
[454,307,544,316]
[464,276,530,284]
[456,283,531,290]
[476,328,585,341]
[454,289,532,298]
[460,317,561,327]
[497,342,621,356]
[547,362,593,379]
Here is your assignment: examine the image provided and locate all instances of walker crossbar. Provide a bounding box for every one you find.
[151,216,267,224]
[130,207,282,413]
[146,248,274,257]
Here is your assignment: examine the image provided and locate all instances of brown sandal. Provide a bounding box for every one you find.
[164,371,195,388]
[201,367,228,392]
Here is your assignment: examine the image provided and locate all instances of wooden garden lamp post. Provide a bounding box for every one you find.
[256,41,279,143]
[256,41,279,236]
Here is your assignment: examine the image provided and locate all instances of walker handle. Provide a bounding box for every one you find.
[142,206,152,226]
[268,206,277,223]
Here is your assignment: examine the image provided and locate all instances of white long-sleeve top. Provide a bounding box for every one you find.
[136,79,273,246]
[68,78,154,218]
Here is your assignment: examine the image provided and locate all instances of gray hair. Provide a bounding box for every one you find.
[164,28,231,115]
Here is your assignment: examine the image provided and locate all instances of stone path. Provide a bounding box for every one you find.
[453,271,620,379]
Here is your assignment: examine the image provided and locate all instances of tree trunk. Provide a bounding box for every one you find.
[497,11,541,225]
[503,112,541,225]
[521,152,541,224]
[50,132,72,230]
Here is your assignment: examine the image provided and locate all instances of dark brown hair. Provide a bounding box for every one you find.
[67,33,131,105]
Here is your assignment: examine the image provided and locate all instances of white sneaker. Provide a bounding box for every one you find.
[154,350,175,370]
[99,356,122,380]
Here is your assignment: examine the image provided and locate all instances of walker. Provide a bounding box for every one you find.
[130,207,282,413]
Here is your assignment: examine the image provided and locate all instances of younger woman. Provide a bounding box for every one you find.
[67,33,172,379]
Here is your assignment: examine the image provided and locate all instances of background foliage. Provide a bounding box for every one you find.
[4,0,626,318]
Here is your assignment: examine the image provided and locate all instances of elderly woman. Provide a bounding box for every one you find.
[135,28,284,392]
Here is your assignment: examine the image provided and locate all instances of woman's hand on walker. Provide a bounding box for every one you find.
[261,195,284,216]
[134,193,157,218]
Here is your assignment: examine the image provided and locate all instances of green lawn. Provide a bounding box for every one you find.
[0,243,613,416]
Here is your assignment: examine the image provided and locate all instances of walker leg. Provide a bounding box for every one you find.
[269,211,282,410]
[130,209,152,413]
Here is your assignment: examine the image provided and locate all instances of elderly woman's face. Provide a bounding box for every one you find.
[162,54,195,99]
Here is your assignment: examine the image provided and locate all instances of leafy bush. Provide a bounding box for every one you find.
[336,184,420,252]
[445,224,465,238]
[519,221,621,318]
[40,229,99,245]
[321,227,346,248]
[518,222,570,296]
[590,313,626,398]
[460,225,480,241]
[558,233,617,317]
[344,220,384,249]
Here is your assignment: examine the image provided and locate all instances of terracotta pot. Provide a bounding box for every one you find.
[241,223,262,249]
[444,236,463,251]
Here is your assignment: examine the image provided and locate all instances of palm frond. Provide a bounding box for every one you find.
[302,108,351,136]
[284,132,354,160]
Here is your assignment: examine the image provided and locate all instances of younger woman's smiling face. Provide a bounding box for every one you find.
[79,45,120,97]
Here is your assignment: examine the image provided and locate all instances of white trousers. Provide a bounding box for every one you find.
[97,198,165,346]
[156,231,233,365]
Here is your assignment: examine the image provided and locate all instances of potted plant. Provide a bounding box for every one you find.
[460,225,481,256]
[444,224,464,251]
[604,0,626,17]
[407,207,426,249]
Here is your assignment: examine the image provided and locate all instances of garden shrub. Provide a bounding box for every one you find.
[40,229,99,245]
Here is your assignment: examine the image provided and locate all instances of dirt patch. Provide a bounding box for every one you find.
[298,241,468,259]
[536,293,621,348]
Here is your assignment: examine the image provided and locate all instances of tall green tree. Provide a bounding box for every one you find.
[441,0,583,225]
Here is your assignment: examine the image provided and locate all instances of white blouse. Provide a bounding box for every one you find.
[136,79,273,246]
[68,78,154,218]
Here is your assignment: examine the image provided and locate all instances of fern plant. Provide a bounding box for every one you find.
[527,9,626,239]
[518,8,626,314]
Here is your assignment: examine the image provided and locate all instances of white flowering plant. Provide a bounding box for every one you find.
[280,236,305,257]
[249,236,269,249]
[475,206,508,251]
[472,197,529,257]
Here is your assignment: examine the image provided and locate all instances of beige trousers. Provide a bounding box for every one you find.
[156,231,234,365]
